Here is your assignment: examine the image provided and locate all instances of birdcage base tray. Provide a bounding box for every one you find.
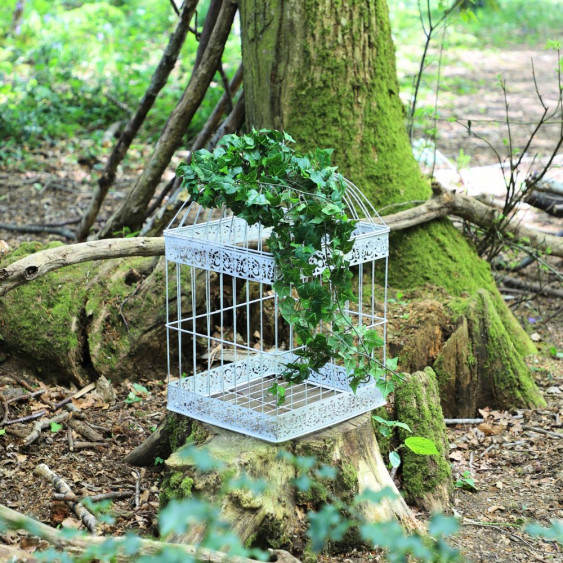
[167,359,386,443]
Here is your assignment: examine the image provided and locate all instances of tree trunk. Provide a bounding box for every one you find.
[161,414,421,555]
[240,0,543,414]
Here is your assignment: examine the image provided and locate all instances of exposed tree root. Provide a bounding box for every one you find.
[0,503,301,563]
[2,191,561,297]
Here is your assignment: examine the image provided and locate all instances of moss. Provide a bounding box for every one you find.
[179,476,194,497]
[165,414,193,452]
[395,368,453,508]
[160,471,187,506]
[388,220,496,296]
[0,242,91,382]
[469,290,544,409]
[285,0,428,208]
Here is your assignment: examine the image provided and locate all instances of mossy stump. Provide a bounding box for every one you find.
[394,368,452,513]
[433,289,545,418]
[162,414,421,553]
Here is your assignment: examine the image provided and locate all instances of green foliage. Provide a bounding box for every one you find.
[124,383,150,405]
[404,436,440,455]
[49,421,63,433]
[0,0,240,148]
[454,470,477,491]
[178,130,395,397]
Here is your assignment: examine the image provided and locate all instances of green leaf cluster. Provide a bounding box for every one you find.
[178,130,389,396]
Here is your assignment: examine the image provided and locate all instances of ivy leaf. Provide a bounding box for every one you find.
[404,437,439,455]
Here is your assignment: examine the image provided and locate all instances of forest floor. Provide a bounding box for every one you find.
[0,45,562,562]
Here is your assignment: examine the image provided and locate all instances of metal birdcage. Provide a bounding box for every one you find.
[164,180,389,443]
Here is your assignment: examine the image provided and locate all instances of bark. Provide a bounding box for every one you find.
[162,414,421,553]
[76,0,199,242]
[433,289,545,417]
[2,192,560,297]
[188,64,243,151]
[97,0,239,240]
[0,503,298,563]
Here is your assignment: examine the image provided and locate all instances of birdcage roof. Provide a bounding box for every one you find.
[163,179,389,283]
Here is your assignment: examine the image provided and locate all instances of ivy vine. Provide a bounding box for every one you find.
[177,129,396,399]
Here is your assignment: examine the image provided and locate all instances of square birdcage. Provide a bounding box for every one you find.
[164,180,389,443]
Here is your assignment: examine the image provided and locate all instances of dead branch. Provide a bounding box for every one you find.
[0,503,301,562]
[35,464,98,533]
[1,191,561,297]
[2,409,47,427]
[0,237,164,296]
[76,0,199,242]
[494,274,563,299]
[97,0,239,239]
[189,64,244,152]
[53,491,133,503]
[23,411,70,446]
[67,418,105,443]
[522,425,563,439]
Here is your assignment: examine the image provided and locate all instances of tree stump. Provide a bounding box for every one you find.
[394,368,452,512]
[161,414,421,553]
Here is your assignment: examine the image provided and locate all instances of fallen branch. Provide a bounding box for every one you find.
[0,503,301,563]
[1,409,47,427]
[444,418,484,425]
[522,425,563,440]
[493,275,563,299]
[53,491,133,503]
[1,191,561,296]
[35,464,98,533]
[23,411,70,446]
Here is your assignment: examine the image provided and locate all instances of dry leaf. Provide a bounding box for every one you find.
[478,422,504,436]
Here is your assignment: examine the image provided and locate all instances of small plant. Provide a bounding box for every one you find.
[454,470,476,491]
[154,457,165,466]
[124,383,150,405]
[50,421,63,434]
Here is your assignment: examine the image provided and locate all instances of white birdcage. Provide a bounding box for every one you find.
[164,180,389,443]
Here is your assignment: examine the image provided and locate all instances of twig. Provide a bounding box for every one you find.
[67,418,104,443]
[8,375,36,392]
[0,223,74,239]
[35,464,98,533]
[522,425,563,440]
[51,382,96,411]
[481,443,497,457]
[463,520,554,555]
[132,469,141,509]
[53,491,133,503]
[0,395,9,425]
[67,427,74,452]
[72,441,105,451]
[7,389,46,405]
[494,275,563,299]
[2,409,47,427]
[23,411,70,446]
[444,418,484,425]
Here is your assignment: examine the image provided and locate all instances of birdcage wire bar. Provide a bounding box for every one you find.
[165,180,389,443]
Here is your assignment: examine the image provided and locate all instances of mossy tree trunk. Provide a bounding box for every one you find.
[240,0,543,415]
